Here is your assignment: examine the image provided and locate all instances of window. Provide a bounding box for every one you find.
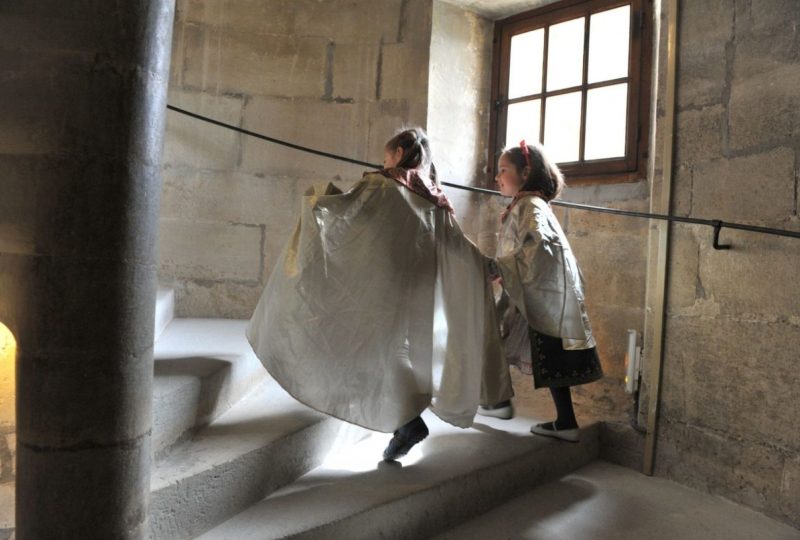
[489,0,653,184]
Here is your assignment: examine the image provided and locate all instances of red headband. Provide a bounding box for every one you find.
[519,139,532,168]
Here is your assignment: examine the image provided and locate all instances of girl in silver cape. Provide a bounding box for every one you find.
[247,128,513,460]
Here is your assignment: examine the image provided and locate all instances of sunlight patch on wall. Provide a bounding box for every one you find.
[0,323,16,426]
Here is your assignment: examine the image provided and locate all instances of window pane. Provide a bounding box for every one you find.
[543,92,581,163]
[506,100,542,148]
[588,6,631,84]
[585,83,628,160]
[546,17,585,91]
[508,29,544,99]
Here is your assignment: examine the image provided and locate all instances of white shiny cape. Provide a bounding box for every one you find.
[247,172,510,432]
[495,195,596,350]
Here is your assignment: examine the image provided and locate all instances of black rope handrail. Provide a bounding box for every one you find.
[166,104,800,248]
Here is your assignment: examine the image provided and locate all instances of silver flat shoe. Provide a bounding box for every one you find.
[478,401,514,420]
[530,421,580,443]
[477,403,514,420]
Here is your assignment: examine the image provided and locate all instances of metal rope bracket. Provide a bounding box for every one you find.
[712,220,732,250]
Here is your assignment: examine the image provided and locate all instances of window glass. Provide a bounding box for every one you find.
[544,92,582,163]
[506,100,542,147]
[585,83,628,160]
[546,17,585,91]
[509,29,545,99]
[588,6,631,83]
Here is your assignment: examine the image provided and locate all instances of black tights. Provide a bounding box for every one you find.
[397,416,428,439]
[549,386,578,429]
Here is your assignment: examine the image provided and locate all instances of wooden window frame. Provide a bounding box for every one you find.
[488,0,653,186]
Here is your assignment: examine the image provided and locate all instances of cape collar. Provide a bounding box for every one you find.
[374,168,454,214]
[501,191,544,222]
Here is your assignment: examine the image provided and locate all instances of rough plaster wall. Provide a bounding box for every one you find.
[650,0,800,527]
[160,0,433,317]
[428,1,494,240]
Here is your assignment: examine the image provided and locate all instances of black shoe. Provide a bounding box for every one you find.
[382,418,429,461]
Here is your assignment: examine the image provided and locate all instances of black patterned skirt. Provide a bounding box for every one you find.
[529,328,603,389]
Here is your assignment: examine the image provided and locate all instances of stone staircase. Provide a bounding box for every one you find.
[1,288,602,540]
[148,290,368,539]
[5,289,795,539]
[150,287,601,539]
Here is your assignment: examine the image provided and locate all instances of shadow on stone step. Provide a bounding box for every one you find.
[153,356,232,453]
[198,410,326,439]
[470,420,521,436]
[435,477,598,540]
[154,356,232,378]
[523,477,597,519]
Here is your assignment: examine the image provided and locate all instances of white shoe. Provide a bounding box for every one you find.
[477,402,514,420]
[530,422,580,443]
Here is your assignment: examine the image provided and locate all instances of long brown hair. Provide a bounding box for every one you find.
[503,142,564,201]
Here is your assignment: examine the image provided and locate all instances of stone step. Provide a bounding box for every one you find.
[198,412,600,540]
[432,460,800,540]
[152,319,268,456]
[149,377,368,540]
[154,286,175,343]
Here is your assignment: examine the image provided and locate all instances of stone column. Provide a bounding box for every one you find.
[0,2,174,538]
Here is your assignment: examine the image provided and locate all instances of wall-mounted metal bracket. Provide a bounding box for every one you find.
[712,220,732,250]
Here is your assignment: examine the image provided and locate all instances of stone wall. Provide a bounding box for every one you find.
[427,1,494,239]
[160,0,433,317]
[557,182,650,426]
[651,0,800,527]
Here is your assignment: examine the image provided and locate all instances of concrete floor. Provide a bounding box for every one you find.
[434,460,800,540]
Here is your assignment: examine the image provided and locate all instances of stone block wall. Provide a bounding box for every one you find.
[160,0,433,317]
[652,0,800,527]
[559,182,650,426]
[427,1,494,241]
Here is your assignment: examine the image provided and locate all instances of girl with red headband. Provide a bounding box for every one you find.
[487,140,603,443]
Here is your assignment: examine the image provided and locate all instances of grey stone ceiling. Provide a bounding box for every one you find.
[441,0,558,20]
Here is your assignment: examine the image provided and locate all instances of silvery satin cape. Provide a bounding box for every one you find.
[247,170,510,433]
[495,194,596,350]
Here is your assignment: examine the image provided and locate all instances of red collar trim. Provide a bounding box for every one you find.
[374,168,454,214]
